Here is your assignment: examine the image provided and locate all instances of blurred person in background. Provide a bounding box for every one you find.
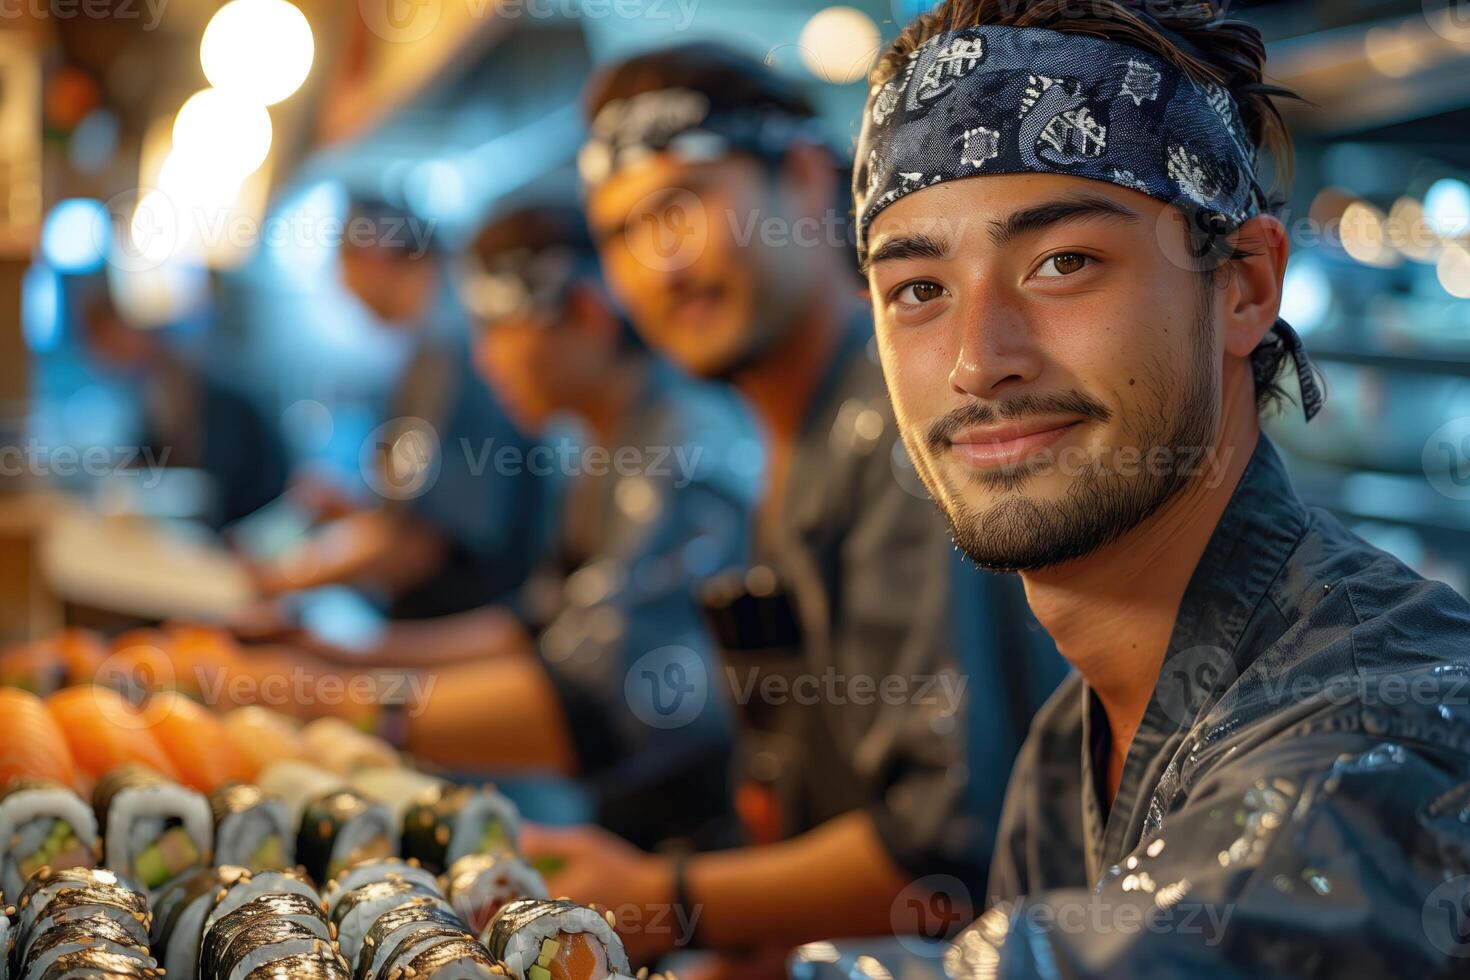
[515,44,1069,969]
[286,202,758,855]
[79,285,288,529]
[245,196,553,619]
[854,1,1470,975]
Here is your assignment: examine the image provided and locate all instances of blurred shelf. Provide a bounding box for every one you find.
[1307,346,1470,378]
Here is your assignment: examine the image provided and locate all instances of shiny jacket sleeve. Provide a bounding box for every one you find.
[949,713,1470,979]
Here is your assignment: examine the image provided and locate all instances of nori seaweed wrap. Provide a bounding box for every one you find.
[331,877,446,967]
[322,859,439,920]
[201,908,333,980]
[485,899,630,980]
[388,937,504,979]
[243,947,352,979]
[399,783,519,874]
[355,897,471,980]
[200,866,321,937]
[296,790,396,886]
[210,783,295,870]
[151,865,253,979]
[18,913,156,978]
[14,868,150,957]
[32,945,161,979]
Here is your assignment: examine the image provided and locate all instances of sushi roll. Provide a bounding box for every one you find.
[243,948,352,979]
[28,946,161,979]
[16,913,155,978]
[297,790,397,887]
[485,899,631,980]
[201,910,334,980]
[210,783,294,870]
[150,865,253,979]
[351,769,519,874]
[199,866,321,937]
[322,859,439,919]
[385,937,505,979]
[0,780,98,901]
[92,765,212,892]
[301,719,398,774]
[331,877,448,967]
[446,853,547,935]
[13,867,150,954]
[354,898,471,980]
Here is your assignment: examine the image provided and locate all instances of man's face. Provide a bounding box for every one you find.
[866,172,1222,572]
[586,153,807,379]
[472,309,610,433]
[340,243,437,328]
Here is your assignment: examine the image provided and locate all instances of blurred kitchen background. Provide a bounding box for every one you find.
[2,0,1470,640]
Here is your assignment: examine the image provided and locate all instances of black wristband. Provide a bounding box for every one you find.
[671,852,704,951]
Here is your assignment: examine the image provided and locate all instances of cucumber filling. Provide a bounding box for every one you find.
[134,824,200,888]
[532,932,610,980]
[17,819,87,880]
[248,833,285,870]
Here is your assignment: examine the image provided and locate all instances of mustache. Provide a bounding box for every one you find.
[924,391,1113,452]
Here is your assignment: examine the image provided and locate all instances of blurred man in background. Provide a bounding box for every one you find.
[79,287,288,529]
[247,197,553,619]
[518,44,1068,968]
[291,202,758,854]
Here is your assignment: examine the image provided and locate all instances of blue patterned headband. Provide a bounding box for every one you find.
[854,25,1321,421]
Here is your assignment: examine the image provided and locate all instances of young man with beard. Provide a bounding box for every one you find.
[519,44,1067,965]
[855,1,1470,974]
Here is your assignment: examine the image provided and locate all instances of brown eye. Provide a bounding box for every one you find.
[1037,253,1089,277]
[898,281,945,304]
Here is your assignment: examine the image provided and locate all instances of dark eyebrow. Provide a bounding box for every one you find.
[988,194,1142,249]
[862,232,951,274]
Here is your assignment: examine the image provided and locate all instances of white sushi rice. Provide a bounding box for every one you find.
[223,933,329,980]
[0,785,97,900]
[497,904,631,980]
[448,789,521,863]
[101,782,212,890]
[336,884,449,966]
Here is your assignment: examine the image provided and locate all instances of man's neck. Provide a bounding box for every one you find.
[577,357,646,447]
[1020,373,1262,797]
[732,291,854,444]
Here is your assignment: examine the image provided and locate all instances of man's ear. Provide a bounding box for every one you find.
[1221,213,1289,359]
[779,141,838,220]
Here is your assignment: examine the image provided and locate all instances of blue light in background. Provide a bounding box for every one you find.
[1424,178,1470,239]
[1280,255,1332,336]
[22,263,61,353]
[41,199,109,274]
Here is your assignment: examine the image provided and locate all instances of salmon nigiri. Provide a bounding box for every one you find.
[221,706,308,773]
[46,685,181,787]
[149,691,254,790]
[0,687,77,787]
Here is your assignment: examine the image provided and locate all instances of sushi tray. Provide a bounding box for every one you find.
[0,628,636,980]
